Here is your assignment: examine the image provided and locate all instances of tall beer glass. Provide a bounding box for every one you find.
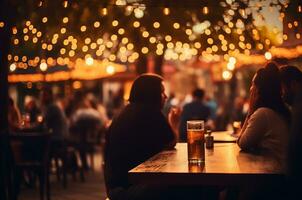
[187,120,205,164]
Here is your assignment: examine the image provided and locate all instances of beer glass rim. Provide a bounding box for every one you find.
[187,120,204,124]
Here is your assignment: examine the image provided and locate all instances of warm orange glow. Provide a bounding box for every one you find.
[163,7,170,15]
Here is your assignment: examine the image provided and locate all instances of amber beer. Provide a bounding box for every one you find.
[187,120,205,164]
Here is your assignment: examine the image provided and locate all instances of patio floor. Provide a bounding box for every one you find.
[19,149,108,200]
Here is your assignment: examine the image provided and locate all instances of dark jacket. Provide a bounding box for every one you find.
[179,101,210,142]
[104,103,174,191]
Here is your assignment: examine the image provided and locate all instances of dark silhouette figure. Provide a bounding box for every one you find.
[179,89,210,142]
[104,74,176,200]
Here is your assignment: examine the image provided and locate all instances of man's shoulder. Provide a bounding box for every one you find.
[184,101,209,109]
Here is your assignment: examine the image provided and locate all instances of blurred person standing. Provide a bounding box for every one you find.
[8,97,21,132]
[24,97,41,124]
[41,87,69,143]
[70,94,103,170]
[279,65,302,108]
[279,66,302,199]
[178,88,210,142]
[205,95,218,121]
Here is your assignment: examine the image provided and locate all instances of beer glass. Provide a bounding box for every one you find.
[187,120,205,164]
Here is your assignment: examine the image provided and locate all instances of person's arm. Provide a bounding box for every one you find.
[237,108,268,151]
[168,107,181,142]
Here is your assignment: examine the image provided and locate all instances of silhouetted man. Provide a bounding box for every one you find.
[179,88,210,142]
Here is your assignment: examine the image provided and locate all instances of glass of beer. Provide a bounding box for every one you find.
[187,120,205,164]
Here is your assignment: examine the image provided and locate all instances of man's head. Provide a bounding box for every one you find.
[192,88,205,101]
[280,65,302,106]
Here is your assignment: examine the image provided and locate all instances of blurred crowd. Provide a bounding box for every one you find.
[8,81,250,145]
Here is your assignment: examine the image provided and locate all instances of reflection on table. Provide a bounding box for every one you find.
[129,143,284,186]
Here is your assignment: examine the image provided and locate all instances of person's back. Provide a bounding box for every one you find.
[179,89,210,142]
[44,102,68,141]
[104,74,176,198]
[280,65,302,107]
[41,87,68,141]
[105,103,174,190]
[237,107,289,164]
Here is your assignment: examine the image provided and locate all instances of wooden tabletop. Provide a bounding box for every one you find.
[128,143,284,186]
[211,131,237,143]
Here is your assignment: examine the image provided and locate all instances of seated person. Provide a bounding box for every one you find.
[236,63,291,200]
[279,65,302,107]
[104,74,179,200]
[237,62,291,166]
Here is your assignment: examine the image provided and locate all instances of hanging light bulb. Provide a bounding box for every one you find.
[10,63,17,72]
[40,62,48,71]
[163,7,170,15]
[85,57,94,65]
[203,6,209,15]
[101,7,108,16]
[264,52,272,60]
[134,8,144,18]
[63,1,68,8]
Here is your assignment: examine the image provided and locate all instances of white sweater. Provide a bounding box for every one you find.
[237,107,289,164]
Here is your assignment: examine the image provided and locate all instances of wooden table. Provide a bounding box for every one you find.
[129,143,284,186]
[211,131,237,143]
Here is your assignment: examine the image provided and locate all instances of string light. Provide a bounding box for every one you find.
[118,28,125,35]
[203,7,209,15]
[80,25,87,32]
[63,1,68,8]
[73,81,82,89]
[141,47,149,54]
[149,37,156,43]
[142,31,149,38]
[101,8,108,16]
[60,28,66,34]
[63,17,69,23]
[94,21,100,28]
[112,20,119,27]
[10,63,17,72]
[173,23,180,29]
[222,70,232,80]
[106,65,115,75]
[85,57,94,65]
[134,8,144,18]
[40,62,48,71]
[163,7,170,15]
[133,21,140,28]
[14,39,19,45]
[153,22,160,29]
[7,1,302,81]
[42,17,48,23]
[264,51,272,60]
[165,35,172,42]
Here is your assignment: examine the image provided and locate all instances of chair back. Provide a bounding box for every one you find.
[9,132,51,166]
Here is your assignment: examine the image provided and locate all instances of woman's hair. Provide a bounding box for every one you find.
[129,73,163,109]
[253,62,290,122]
